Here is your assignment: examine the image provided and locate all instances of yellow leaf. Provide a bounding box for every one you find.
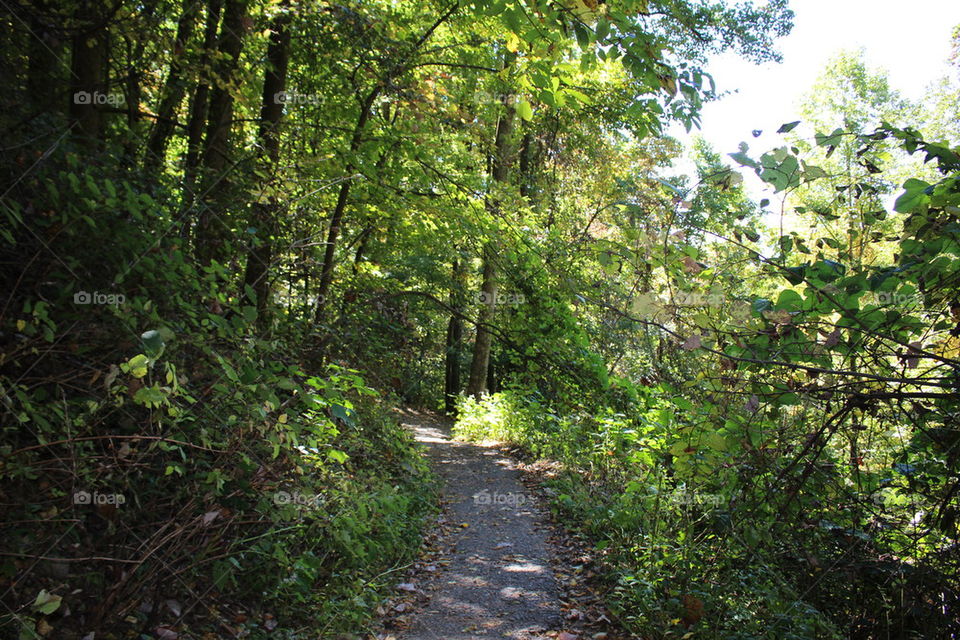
[125,354,149,378]
[278,413,288,424]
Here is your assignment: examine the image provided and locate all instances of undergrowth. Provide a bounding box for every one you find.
[454,388,957,639]
[0,148,436,639]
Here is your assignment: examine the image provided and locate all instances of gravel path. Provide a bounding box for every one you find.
[398,409,562,640]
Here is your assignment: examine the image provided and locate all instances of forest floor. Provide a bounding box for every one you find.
[374,409,621,640]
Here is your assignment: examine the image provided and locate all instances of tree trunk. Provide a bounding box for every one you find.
[353,227,373,273]
[193,0,247,266]
[466,246,498,397]
[241,5,291,324]
[486,347,496,394]
[182,0,223,214]
[466,69,516,398]
[314,88,379,323]
[444,257,466,414]
[68,10,108,143]
[144,0,198,173]
[27,15,63,115]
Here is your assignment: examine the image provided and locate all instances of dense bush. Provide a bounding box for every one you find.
[457,379,958,638]
[0,147,435,639]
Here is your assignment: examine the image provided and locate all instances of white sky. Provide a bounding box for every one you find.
[669,0,960,193]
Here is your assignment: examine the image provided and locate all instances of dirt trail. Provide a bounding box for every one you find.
[397,409,562,640]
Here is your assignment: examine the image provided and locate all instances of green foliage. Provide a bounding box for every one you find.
[5,0,959,637]
[0,143,435,637]
[447,121,960,637]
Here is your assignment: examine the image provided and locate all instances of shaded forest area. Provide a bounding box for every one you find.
[1,0,959,638]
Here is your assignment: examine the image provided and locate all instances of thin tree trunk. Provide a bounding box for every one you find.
[241,5,290,324]
[310,4,458,326]
[466,68,516,398]
[182,0,222,193]
[194,0,248,266]
[314,88,379,323]
[444,257,466,414]
[353,227,373,273]
[486,347,496,393]
[144,0,198,173]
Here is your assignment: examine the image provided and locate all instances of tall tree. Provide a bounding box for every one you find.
[143,0,200,173]
[241,3,291,322]
[182,0,224,213]
[467,79,517,398]
[193,0,248,266]
[68,3,109,143]
[444,255,466,414]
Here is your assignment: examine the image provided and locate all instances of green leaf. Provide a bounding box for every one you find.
[894,178,932,212]
[573,23,590,48]
[809,260,846,283]
[133,385,167,408]
[328,449,349,464]
[595,18,610,41]
[331,403,356,426]
[777,120,801,133]
[778,235,793,255]
[729,151,758,168]
[752,298,773,315]
[776,289,804,311]
[32,590,61,615]
[563,88,591,104]
[783,265,807,285]
[815,128,844,147]
[140,330,165,359]
[516,99,533,121]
